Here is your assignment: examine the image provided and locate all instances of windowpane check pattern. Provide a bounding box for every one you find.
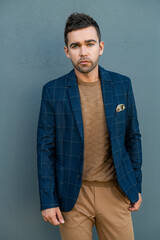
[37,65,142,212]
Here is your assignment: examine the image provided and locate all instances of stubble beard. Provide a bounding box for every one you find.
[71,58,99,74]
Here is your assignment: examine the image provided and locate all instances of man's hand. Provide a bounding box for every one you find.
[41,207,65,225]
[128,193,142,211]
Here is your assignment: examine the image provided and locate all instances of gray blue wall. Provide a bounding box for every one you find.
[0,0,160,239]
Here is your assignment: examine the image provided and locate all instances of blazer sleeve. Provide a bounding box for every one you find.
[36,84,59,211]
[125,78,142,193]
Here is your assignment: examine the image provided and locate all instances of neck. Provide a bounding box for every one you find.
[74,65,99,83]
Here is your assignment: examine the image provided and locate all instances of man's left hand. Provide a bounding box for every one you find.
[128,193,142,211]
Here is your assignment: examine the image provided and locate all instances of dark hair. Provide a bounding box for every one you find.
[64,12,101,46]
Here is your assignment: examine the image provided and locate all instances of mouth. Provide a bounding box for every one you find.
[79,60,90,64]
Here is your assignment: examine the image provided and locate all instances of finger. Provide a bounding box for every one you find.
[128,207,137,211]
[49,215,61,226]
[43,217,48,222]
[56,208,65,224]
[128,204,139,211]
[128,207,137,212]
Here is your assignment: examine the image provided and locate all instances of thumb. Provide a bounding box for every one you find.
[56,208,65,224]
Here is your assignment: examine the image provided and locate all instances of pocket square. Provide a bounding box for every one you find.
[116,104,125,112]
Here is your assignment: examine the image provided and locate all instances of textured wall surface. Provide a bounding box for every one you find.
[0,0,160,239]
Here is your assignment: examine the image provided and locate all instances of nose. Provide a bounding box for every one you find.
[80,45,88,56]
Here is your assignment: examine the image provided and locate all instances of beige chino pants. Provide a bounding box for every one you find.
[59,180,134,240]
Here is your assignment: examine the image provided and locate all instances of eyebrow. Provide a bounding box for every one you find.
[70,39,97,48]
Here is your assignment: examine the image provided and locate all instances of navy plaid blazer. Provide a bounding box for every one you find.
[37,65,142,211]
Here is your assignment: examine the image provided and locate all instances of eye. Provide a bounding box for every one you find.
[72,45,78,49]
[88,43,94,46]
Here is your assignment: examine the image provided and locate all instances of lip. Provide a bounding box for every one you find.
[80,61,90,64]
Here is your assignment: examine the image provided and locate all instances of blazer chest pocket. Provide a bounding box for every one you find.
[115,104,126,122]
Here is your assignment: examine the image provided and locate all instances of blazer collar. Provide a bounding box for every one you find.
[67,65,112,86]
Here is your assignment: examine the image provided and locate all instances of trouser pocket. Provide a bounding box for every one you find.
[113,184,130,205]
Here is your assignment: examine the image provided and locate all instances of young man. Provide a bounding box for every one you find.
[37,13,142,240]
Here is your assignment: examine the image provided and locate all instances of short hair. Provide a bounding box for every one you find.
[64,12,101,47]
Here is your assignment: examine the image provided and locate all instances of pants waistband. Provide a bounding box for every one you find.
[82,179,118,187]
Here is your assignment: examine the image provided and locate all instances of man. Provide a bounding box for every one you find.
[37,12,142,240]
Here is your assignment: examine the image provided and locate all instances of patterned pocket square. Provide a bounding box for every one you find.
[116,104,125,112]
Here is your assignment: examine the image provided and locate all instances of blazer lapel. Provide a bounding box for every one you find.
[67,70,84,143]
[99,66,114,137]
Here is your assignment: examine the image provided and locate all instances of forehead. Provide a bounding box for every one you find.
[67,26,99,43]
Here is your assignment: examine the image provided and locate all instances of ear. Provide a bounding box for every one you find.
[99,41,104,56]
[64,46,71,59]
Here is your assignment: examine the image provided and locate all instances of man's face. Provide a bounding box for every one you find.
[64,26,104,74]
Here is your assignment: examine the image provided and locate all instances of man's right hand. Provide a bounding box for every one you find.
[41,207,65,225]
